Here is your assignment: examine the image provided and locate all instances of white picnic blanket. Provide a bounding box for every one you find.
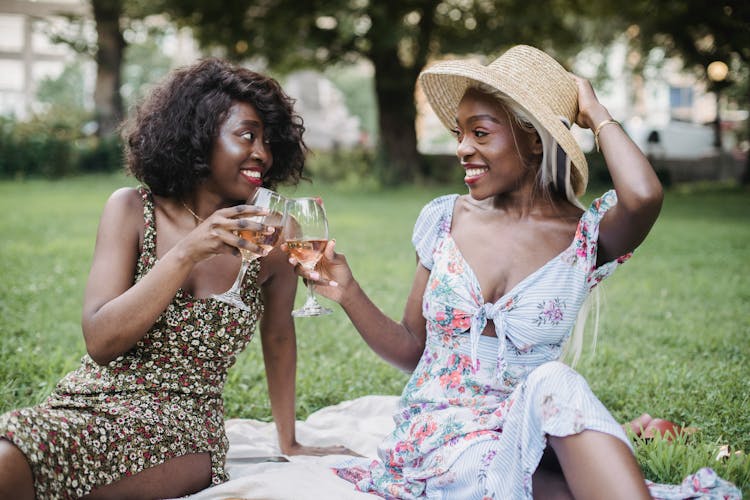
[182,395,398,500]
[180,395,742,500]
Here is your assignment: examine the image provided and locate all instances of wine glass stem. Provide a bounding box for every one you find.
[306,280,317,302]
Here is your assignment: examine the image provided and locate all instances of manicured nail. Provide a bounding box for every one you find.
[309,271,320,280]
[329,280,338,287]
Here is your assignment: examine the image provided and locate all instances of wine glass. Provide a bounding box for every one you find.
[212,187,287,311]
[284,197,333,317]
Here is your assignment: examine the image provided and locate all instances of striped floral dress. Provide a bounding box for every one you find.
[0,187,263,499]
[334,191,740,499]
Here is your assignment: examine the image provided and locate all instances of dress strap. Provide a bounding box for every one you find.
[579,190,632,290]
[412,194,458,270]
[136,186,157,278]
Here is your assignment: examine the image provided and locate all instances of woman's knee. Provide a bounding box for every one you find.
[0,438,35,500]
[527,361,580,390]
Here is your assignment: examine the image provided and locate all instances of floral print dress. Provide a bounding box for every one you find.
[0,187,263,499]
[334,191,740,499]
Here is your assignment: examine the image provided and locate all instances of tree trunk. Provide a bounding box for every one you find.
[742,87,750,185]
[371,50,423,185]
[742,139,750,185]
[366,1,436,186]
[92,0,124,137]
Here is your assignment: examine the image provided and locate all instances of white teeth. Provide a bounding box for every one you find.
[465,168,487,177]
[243,170,261,178]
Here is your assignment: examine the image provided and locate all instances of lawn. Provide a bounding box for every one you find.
[0,173,748,493]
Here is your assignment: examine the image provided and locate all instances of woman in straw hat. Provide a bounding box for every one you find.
[288,45,739,498]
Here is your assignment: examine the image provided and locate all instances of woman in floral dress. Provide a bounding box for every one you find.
[0,58,347,499]
[290,46,739,499]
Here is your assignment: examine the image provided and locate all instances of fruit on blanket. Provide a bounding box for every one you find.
[623,414,698,441]
[641,418,698,441]
[641,418,679,439]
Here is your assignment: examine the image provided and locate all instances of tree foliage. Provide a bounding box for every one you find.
[161,0,592,184]
[622,1,749,67]
[605,0,750,182]
[44,1,749,183]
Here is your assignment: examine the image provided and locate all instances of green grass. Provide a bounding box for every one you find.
[1,173,748,493]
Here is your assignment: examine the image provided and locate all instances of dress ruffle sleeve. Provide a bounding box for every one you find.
[579,189,633,291]
[411,194,458,270]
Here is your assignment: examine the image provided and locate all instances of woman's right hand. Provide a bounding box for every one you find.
[283,239,353,304]
[176,204,273,263]
[571,74,611,131]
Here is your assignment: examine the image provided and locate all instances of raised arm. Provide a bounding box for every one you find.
[572,75,664,265]
[81,188,269,365]
[291,241,428,372]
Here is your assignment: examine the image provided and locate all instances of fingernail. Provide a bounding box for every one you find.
[310,271,320,280]
[329,280,338,287]
[288,258,295,264]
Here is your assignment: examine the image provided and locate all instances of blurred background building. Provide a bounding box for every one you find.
[0,0,91,118]
[0,0,363,151]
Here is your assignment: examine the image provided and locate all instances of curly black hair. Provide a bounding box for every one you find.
[122,58,306,198]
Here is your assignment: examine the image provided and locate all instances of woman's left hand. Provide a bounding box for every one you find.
[571,74,611,131]
[282,240,354,305]
[283,442,361,457]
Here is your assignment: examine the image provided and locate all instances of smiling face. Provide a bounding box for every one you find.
[453,88,541,200]
[206,100,272,201]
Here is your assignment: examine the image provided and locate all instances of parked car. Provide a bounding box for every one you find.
[626,120,716,160]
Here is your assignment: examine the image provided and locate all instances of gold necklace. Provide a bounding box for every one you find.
[181,202,204,223]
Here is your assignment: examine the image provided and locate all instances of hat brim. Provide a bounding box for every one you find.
[419,61,588,196]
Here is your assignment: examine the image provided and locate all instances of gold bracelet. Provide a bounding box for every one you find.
[593,119,620,152]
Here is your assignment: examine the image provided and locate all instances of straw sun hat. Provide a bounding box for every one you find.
[418,44,588,197]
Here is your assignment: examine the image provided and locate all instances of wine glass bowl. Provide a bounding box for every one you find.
[284,240,327,270]
[284,197,332,317]
[212,187,287,311]
[236,206,285,260]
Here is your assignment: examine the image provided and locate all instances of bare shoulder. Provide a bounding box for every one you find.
[452,194,486,221]
[526,201,583,250]
[547,199,584,226]
[557,197,585,218]
[107,186,143,209]
[94,187,145,249]
[100,187,144,220]
[454,193,472,211]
